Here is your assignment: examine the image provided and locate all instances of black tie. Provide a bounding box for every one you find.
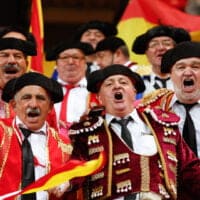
[154,77,170,89]
[113,117,133,149]
[20,128,36,200]
[177,102,198,156]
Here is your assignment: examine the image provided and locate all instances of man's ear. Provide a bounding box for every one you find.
[97,94,103,105]
[10,99,17,110]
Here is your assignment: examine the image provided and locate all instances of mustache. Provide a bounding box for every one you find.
[26,107,41,117]
[2,64,21,74]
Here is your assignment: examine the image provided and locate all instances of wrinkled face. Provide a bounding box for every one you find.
[98,75,136,117]
[0,49,28,89]
[80,29,105,49]
[171,57,200,103]
[95,50,114,68]
[145,36,175,69]
[56,48,87,84]
[11,85,53,131]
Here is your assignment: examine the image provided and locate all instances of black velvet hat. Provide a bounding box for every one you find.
[74,20,117,40]
[2,72,63,103]
[45,41,94,61]
[161,41,200,73]
[0,25,37,50]
[95,36,126,53]
[132,25,191,54]
[87,64,145,93]
[0,38,37,56]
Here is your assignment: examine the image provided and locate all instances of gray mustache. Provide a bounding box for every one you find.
[3,64,21,74]
[26,108,41,117]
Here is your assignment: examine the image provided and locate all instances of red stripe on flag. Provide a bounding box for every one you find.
[120,0,200,33]
[30,0,44,73]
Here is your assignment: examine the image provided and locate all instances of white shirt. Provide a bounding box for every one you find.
[143,72,174,96]
[170,95,200,157]
[54,77,89,124]
[15,117,49,200]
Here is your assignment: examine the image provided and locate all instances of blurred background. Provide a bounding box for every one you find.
[0,0,199,75]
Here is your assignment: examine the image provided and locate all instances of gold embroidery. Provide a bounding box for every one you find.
[167,150,177,163]
[116,179,132,193]
[163,137,176,145]
[89,146,104,156]
[51,128,73,154]
[88,135,100,145]
[91,172,104,181]
[162,113,169,118]
[91,186,103,199]
[115,168,131,175]
[140,156,150,191]
[0,122,13,177]
[113,153,130,166]
[84,121,91,127]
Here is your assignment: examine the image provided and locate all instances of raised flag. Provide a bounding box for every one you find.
[29,0,44,73]
[0,152,105,199]
[117,0,200,67]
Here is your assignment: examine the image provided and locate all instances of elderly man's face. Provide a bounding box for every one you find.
[145,36,175,69]
[0,49,28,89]
[98,74,136,118]
[80,29,105,49]
[56,48,87,84]
[171,57,200,103]
[96,50,114,68]
[11,85,53,131]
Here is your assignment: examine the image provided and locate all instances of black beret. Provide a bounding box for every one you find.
[74,20,117,40]
[0,25,37,49]
[2,72,63,103]
[95,36,126,53]
[132,25,191,54]
[45,41,94,61]
[0,38,37,56]
[87,64,145,93]
[161,41,200,73]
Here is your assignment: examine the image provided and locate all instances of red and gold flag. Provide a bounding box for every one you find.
[117,0,200,67]
[29,0,44,73]
[0,152,105,199]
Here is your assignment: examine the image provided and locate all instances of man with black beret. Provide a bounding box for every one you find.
[0,35,37,118]
[0,72,72,199]
[46,40,100,131]
[144,41,200,158]
[65,64,200,200]
[95,36,139,72]
[74,20,117,49]
[132,25,191,97]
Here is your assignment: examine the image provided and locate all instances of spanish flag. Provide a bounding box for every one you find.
[29,0,44,73]
[117,0,200,67]
[0,152,105,199]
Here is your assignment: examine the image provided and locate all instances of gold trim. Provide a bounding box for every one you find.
[141,112,177,199]
[140,156,150,191]
[115,168,131,175]
[103,120,113,198]
[0,121,13,177]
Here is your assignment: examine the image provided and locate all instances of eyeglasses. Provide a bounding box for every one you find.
[148,40,175,49]
[58,55,85,62]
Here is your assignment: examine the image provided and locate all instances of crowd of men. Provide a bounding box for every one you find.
[0,21,200,200]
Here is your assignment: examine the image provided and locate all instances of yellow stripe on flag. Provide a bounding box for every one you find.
[22,152,105,194]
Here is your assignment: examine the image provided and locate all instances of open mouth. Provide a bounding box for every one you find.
[3,65,20,74]
[183,79,194,87]
[114,92,123,100]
